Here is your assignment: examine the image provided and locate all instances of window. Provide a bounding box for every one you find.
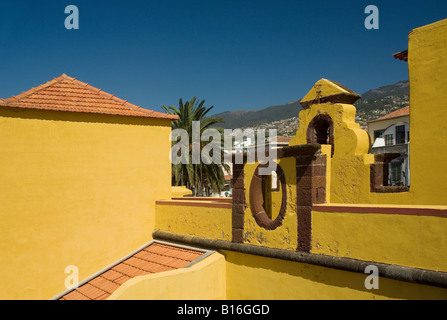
[374,130,384,141]
[306,114,334,157]
[270,171,279,191]
[385,134,394,146]
[390,161,403,185]
[396,125,406,144]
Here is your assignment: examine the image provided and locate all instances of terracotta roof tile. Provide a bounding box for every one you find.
[77,283,109,300]
[369,106,410,122]
[393,50,408,62]
[114,275,132,285]
[89,277,120,294]
[58,241,205,300]
[276,136,292,143]
[0,74,178,120]
[62,290,90,300]
[101,269,124,282]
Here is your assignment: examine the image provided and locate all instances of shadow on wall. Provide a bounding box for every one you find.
[0,107,171,127]
[223,250,447,300]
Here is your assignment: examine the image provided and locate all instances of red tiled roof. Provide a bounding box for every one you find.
[0,74,178,120]
[393,50,408,62]
[276,136,292,143]
[368,106,410,123]
[58,242,205,300]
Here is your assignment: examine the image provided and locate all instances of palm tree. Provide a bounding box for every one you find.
[162,97,230,196]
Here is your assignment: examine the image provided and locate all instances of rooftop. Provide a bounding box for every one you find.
[56,241,205,300]
[368,106,410,123]
[0,74,178,120]
[393,50,408,62]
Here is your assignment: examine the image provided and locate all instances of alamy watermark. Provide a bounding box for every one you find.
[170,122,277,175]
[65,265,79,290]
[65,5,79,30]
[364,265,379,289]
[62,6,379,32]
[364,5,379,30]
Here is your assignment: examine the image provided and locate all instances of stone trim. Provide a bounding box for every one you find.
[171,197,233,203]
[153,230,447,289]
[370,153,409,193]
[155,200,232,209]
[300,92,361,109]
[306,114,335,157]
[249,162,287,231]
[296,154,327,252]
[312,204,447,217]
[230,143,327,251]
[231,163,246,243]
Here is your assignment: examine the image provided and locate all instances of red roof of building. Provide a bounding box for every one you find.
[392,50,408,62]
[0,74,178,120]
[57,241,205,300]
[368,106,410,123]
[276,136,292,143]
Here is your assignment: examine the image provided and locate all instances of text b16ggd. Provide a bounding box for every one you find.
[221,304,269,315]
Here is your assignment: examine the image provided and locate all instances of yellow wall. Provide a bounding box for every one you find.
[156,202,232,241]
[408,18,447,205]
[311,205,447,272]
[0,108,173,299]
[223,250,447,300]
[171,186,193,197]
[108,252,226,300]
[289,101,379,204]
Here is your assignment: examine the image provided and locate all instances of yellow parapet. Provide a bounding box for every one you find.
[155,199,232,241]
[108,252,226,300]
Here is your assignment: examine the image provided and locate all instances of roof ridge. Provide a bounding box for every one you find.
[368,105,410,123]
[65,76,164,117]
[1,74,179,120]
[2,74,69,103]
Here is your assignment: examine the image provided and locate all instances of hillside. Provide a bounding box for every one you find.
[213,100,301,129]
[213,80,409,134]
[354,80,409,126]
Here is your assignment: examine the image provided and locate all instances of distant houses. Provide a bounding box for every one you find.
[219,134,292,197]
[367,106,410,186]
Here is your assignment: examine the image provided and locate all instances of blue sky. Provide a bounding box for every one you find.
[1,1,446,115]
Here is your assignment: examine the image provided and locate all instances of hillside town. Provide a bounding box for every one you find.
[239,94,409,134]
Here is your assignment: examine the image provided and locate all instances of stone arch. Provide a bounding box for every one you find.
[249,162,287,231]
[306,114,335,157]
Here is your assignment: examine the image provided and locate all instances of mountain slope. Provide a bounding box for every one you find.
[213,100,301,129]
[360,80,409,99]
[213,80,409,130]
[354,80,409,125]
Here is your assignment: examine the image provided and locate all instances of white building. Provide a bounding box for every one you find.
[367,106,410,186]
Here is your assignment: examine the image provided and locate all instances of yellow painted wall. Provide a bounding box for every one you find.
[408,18,447,205]
[0,108,173,299]
[171,186,193,197]
[108,252,226,300]
[311,205,447,272]
[155,202,232,241]
[223,250,447,300]
[289,102,378,204]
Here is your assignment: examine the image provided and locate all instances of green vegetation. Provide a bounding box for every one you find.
[162,97,229,196]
